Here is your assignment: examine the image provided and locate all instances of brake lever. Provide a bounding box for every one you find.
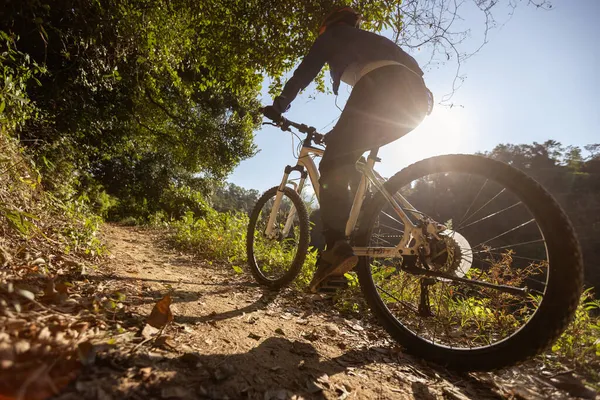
[262,122,278,127]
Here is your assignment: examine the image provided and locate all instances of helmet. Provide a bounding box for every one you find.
[318,6,360,35]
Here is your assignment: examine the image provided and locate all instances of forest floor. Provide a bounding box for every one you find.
[52,225,598,400]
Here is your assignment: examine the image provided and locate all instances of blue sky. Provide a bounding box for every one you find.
[230,1,600,193]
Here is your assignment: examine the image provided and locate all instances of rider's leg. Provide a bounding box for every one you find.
[319,150,364,249]
[310,65,429,291]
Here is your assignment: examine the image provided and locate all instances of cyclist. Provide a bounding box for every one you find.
[263,6,431,292]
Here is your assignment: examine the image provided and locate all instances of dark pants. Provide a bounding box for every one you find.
[318,65,429,248]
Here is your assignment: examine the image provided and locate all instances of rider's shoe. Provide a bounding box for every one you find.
[309,240,358,293]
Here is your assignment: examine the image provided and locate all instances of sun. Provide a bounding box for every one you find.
[378,106,467,176]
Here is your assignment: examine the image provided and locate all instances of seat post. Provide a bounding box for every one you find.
[368,147,381,162]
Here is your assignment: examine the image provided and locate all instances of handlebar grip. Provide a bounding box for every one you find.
[261,106,285,124]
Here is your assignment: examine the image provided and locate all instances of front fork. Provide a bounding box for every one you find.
[265,165,307,239]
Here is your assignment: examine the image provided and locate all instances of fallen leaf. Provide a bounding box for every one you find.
[147,295,174,329]
[141,324,160,340]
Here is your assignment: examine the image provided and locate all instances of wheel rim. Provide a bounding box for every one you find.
[367,169,550,350]
[250,192,302,282]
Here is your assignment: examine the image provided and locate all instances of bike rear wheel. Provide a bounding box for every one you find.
[246,186,310,289]
[355,154,583,370]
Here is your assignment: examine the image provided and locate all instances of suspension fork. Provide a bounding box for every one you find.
[265,165,307,239]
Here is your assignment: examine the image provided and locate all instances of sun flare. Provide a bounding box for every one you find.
[379,107,467,176]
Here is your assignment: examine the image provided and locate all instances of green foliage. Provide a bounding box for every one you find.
[1,0,408,222]
[548,289,600,379]
[169,206,318,288]
[0,30,46,131]
[0,131,105,258]
[211,183,260,214]
[171,209,248,263]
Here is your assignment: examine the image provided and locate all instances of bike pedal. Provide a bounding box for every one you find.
[316,276,348,293]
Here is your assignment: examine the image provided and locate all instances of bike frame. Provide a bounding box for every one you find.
[265,143,434,258]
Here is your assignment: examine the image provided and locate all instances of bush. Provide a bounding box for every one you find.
[168,207,319,287]
[547,288,600,379]
[0,30,46,130]
[170,209,248,264]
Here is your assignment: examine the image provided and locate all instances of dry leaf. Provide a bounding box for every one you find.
[147,295,174,329]
[141,324,160,340]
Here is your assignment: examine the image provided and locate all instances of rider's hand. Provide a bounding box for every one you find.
[261,105,283,123]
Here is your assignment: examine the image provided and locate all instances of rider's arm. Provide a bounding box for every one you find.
[273,34,330,113]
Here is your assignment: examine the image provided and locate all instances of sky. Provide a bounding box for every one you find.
[229,1,600,193]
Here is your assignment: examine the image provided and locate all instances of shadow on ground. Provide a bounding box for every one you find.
[57,335,503,400]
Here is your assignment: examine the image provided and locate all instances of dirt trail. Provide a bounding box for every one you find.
[55,225,589,400]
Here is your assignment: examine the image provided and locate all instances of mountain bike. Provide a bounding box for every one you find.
[245,113,583,371]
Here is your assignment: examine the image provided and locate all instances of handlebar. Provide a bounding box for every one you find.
[260,108,326,145]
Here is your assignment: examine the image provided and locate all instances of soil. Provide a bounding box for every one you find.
[53,225,598,400]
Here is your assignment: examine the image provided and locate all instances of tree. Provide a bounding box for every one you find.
[211,183,260,214]
[2,0,551,218]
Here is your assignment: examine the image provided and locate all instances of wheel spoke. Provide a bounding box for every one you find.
[458,178,488,228]
[459,187,507,229]
[458,201,523,230]
[470,239,545,253]
[471,219,536,250]
[362,159,579,361]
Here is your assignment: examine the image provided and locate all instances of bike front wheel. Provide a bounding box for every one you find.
[246,186,310,289]
[355,154,583,370]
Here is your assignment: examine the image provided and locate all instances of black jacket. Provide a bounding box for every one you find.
[274,25,423,112]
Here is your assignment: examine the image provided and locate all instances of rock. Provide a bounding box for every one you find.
[274,328,285,336]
